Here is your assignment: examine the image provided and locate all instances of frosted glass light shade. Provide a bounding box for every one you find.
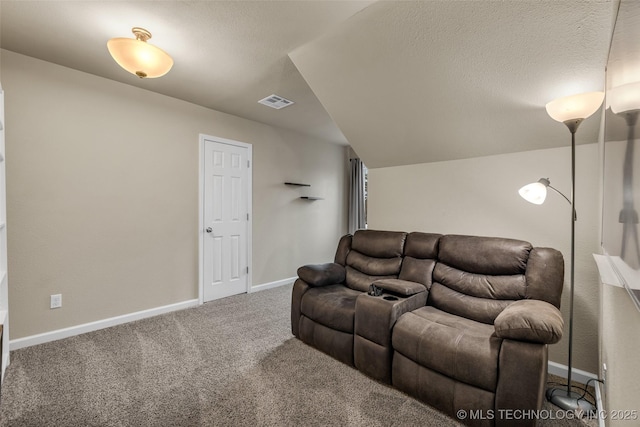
[609,82,640,114]
[545,92,605,122]
[107,28,173,78]
[519,181,548,205]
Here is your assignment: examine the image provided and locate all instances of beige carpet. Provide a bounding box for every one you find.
[0,285,598,426]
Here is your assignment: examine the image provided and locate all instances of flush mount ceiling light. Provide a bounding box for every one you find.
[107,27,173,79]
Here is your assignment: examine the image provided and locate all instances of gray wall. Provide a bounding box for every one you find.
[1,49,348,339]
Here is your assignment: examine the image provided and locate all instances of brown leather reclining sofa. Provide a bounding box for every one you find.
[291,230,565,427]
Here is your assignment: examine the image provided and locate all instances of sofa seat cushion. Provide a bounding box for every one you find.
[300,284,361,333]
[392,306,502,392]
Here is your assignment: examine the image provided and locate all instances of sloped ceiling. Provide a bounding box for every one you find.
[1,1,615,168]
[290,1,614,168]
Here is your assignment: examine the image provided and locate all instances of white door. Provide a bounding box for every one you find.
[202,137,250,302]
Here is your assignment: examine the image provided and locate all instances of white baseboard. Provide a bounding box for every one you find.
[10,277,296,351]
[10,299,199,351]
[250,276,296,293]
[548,361,598,385]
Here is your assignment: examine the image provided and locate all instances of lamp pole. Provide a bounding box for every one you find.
[544,118,595,413]
[566,119,579,397]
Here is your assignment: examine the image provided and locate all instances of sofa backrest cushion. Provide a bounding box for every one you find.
[430,235,533,324]
[345,230,407,291]
[399,232,441,288]
[334,234,353,266]
[438,234,531,275]
[524,247,564,308]
[351,229,406,258]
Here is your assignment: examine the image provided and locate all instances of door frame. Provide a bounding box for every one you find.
[198,134,253,305]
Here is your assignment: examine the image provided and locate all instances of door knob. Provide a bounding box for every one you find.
[206,227,213,233]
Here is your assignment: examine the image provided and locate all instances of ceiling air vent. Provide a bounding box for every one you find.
[258,94,295,110]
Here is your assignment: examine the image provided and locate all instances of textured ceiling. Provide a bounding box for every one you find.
[290,1,614,167]
[0,1,372,145]
[1,1,615,168]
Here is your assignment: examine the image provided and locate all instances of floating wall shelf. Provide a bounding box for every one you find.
[286,182,322,200]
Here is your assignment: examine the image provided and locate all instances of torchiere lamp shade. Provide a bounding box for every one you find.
[545,91,605,122]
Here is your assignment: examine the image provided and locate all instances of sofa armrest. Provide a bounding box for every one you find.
[297,263,346,287]
[494,300,563,344]
[371,279,426,296]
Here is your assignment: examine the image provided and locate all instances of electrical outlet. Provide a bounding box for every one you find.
[50,294,62,309]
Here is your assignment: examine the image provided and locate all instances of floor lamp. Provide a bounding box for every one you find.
[519,91,604,413]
